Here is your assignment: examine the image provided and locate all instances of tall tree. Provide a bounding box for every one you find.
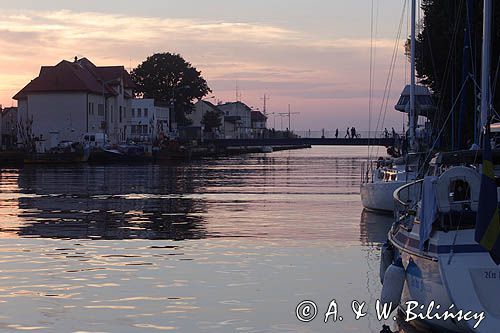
[131,53,212,126]
[201,110,222,132]
[414,0,500,149]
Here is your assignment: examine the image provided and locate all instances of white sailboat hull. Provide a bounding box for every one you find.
[360,181,407,212]
[391,225,500,332]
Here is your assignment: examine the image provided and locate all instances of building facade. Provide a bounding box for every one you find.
[13,57,135,152]
[128,99,170,142]
[218,101,252,138]
[251,111,267,138]
[1,107,17,150]
[191,100,225,138]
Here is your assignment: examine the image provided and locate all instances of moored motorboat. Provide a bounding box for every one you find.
[24,141,90,164]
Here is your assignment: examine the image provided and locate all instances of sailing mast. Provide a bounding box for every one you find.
[409,0,417,151]
[480,0,492,131]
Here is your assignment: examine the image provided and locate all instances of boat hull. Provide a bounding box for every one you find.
[24,150,90,164]
[360,181,406,212]
[390,225,499,332]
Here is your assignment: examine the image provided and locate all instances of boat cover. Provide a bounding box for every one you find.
[419,176,438,250]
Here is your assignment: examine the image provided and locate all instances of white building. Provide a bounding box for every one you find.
[251,111,267,138]
[218,101,252,138]
[14,57,135,152]
[128,99,170,142]
[191,100,224,137]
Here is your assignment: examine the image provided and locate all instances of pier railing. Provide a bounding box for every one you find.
[293,130,403,139]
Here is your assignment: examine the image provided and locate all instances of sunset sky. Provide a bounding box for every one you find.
[0,0,414,131]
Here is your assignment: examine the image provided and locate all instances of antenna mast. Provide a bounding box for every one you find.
[261,94,270,116]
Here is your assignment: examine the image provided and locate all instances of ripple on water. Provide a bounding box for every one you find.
[0,147,426,332]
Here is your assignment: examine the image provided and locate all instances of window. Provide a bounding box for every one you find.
[450,179,471,202]
[137,108,142,117]
[132,108,135,117]
[110,105,113,122]
[143,125,148,134]
[131,125,136,134]
[144,108,148,117]
[119,106,122,123]
[88,102,92,115]
[98,104,104,116]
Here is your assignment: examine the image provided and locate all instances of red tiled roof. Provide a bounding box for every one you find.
[13,58,135,100]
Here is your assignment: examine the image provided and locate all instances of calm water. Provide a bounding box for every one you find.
[0,146,424,332]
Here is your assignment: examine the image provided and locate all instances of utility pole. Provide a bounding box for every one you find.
[260,94,270,116]
[279,104,300,131]
[288,104,291,130]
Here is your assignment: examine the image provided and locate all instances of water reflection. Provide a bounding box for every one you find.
[360,209,394,245]
[0,147,433,332]
[0,148,367,241]
[360,210,430,333]
[15,165,208,240]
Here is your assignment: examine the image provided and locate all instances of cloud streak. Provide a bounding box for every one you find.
[0,9,408,129]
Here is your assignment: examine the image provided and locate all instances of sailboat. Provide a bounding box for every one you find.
[360,0,434,213]
[380,1,500,331]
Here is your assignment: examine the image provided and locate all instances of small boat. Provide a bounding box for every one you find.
[88,144,150,163]
[360,153,422,212]
[24,141,90,164]
[260,146,273,153]
[153,141,211,161]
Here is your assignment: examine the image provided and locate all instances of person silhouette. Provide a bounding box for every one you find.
[335,128,339,138]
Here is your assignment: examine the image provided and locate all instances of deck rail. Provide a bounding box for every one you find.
[393,178,424,223]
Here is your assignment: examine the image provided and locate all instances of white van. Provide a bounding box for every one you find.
[83,132,109,149]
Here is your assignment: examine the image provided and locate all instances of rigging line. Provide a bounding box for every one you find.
[469,75,500,121]
[368,0,407,159]
[371,0,407,158]
[491,55,500,99]
[418,76,470,175]
[423,0,464,146]
[368,0,380,160]
[368,0,375,161]
[465,0,479,142]
[370,0,381,157]
[434,0,465,115]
